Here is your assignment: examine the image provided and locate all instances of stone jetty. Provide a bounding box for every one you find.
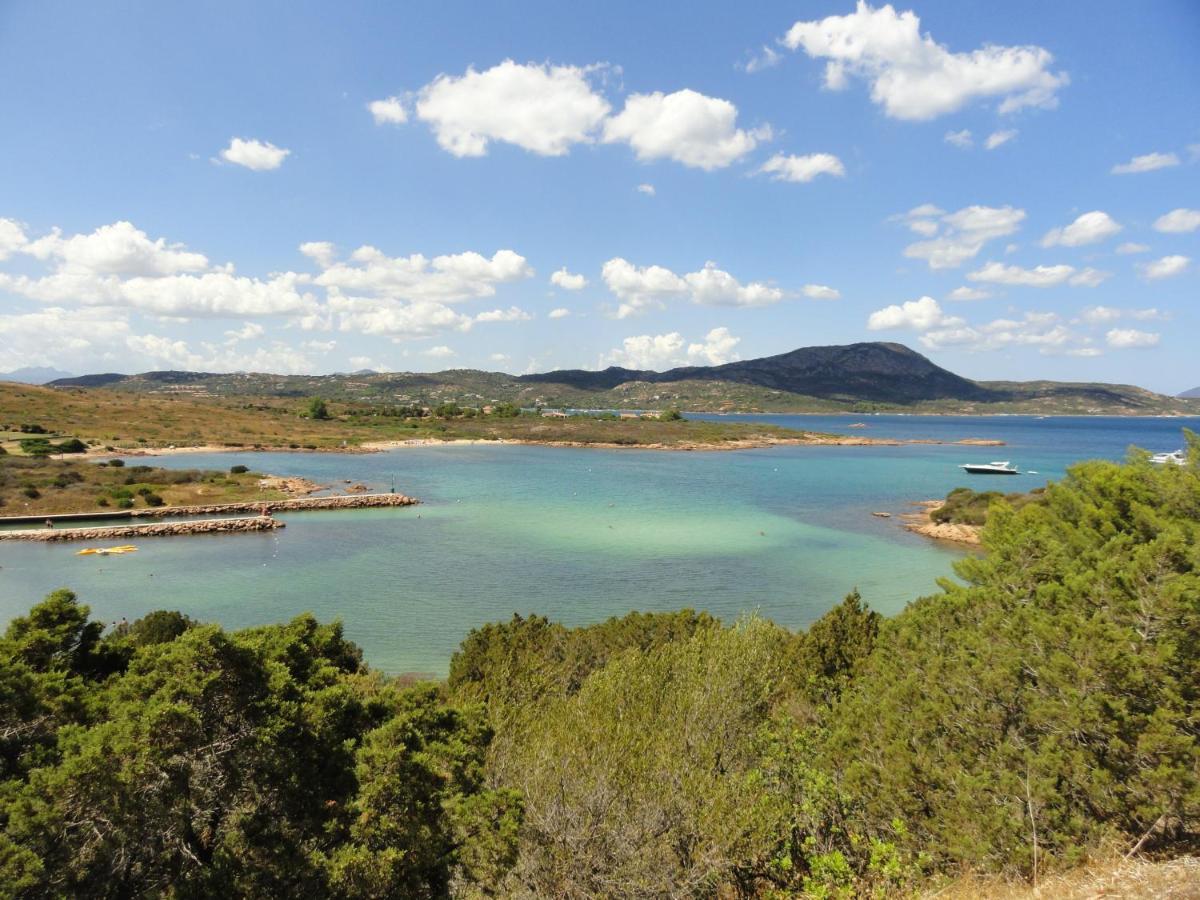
[0,516,285,542]
[0,494,421,542]
[128,492,420,518]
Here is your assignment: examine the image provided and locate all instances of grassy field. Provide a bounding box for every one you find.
[0,457,294,517]
[0,383,837,453]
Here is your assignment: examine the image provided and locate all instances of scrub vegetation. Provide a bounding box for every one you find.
[0,458,285,517]
[0,382,850,454]
[1,437,1197,896]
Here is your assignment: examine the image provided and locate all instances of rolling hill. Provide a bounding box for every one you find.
[42,342,1200,415]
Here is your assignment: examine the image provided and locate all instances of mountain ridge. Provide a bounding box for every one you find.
[39,342,1198,415]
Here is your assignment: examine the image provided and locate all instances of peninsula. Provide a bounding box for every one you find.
[0,380,1003,458]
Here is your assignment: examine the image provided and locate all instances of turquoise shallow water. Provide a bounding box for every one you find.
[2,415,1195,675]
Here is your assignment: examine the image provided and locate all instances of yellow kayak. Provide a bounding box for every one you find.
[76,545,138,556]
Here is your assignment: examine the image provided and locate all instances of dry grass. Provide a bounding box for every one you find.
[0,382,830,453]
[928,855,1200,899]
[0,457,293,516]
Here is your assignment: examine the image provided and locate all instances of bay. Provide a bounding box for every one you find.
[2,414,1194,675]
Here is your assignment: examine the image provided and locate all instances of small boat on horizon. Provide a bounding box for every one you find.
[959,461,1020,475]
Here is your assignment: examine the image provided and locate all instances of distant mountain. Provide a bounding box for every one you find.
[47,342,1200,415]
[1179,387,1200,399]
[520,342,989,404]
[48,372,129,388]
[1,366,74,384]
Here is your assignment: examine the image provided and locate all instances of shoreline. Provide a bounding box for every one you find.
[93,434,1007,457]
[900,500,983,546]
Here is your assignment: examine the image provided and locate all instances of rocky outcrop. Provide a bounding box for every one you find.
[901,501,982,546]
[1,516,285,542]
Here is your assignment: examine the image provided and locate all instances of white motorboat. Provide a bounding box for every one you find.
[959,460,1020,475]
[1149,450,1187,466]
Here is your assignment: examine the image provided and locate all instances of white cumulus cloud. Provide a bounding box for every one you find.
[1140,255,1190,280]
[0,218,28,261]
[686,327,741,365]
[368,96,408,125]
[802,283,841,300]
[315,247,532,303]
[1041,211,1121,247]
[414,60,610,157]
[967,261,1107,288]
[219,137,290,171]
[1111,152,1180,175]
[548,307,571,319]
[602,88,767,170]
[901,204,1026,270]
[550,267,587,290]
[947,286,991,301]
[782,2,1067,120]
[1115,242,1149,255]
[757,152,845,183]
[867,296,962,331]
[474,306,531,323]
[1106,328,1159,349]
[1153,208,1200,234]
[601,327,742,369]
[984,129,1018,150]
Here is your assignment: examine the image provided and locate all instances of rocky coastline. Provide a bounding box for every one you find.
[900,500,983,546]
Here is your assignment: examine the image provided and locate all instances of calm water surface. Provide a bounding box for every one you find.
[2,415,1194,674]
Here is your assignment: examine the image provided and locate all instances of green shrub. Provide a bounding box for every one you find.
[230,465,249,475]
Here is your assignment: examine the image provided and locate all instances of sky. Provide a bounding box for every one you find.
[0,1,1197,392]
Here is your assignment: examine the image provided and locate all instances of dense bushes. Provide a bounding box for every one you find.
[930,485,1041,525]
[0,595,516,897]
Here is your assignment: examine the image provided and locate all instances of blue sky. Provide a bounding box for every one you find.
[0,1,1197,391]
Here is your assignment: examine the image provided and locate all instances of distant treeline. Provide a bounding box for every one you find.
[1,437,1197,897]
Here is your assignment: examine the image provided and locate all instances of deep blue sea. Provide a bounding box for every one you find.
[2,415,1195,675]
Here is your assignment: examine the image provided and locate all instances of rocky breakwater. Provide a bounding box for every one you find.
[130,493,420,518]
[0,516,285,542]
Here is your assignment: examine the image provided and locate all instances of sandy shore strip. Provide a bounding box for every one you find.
[358,435,1006,453]
[80,434,1006,457]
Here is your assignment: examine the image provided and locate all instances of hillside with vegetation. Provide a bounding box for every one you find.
[0,382,879,457]
[2,436,1196,896]
[43,342,1200,415]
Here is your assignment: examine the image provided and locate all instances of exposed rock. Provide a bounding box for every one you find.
[901,500,982,546]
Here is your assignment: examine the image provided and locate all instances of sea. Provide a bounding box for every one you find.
[2,414,1195,675]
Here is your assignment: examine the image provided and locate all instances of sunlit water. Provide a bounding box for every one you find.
[2,415,1195,675]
